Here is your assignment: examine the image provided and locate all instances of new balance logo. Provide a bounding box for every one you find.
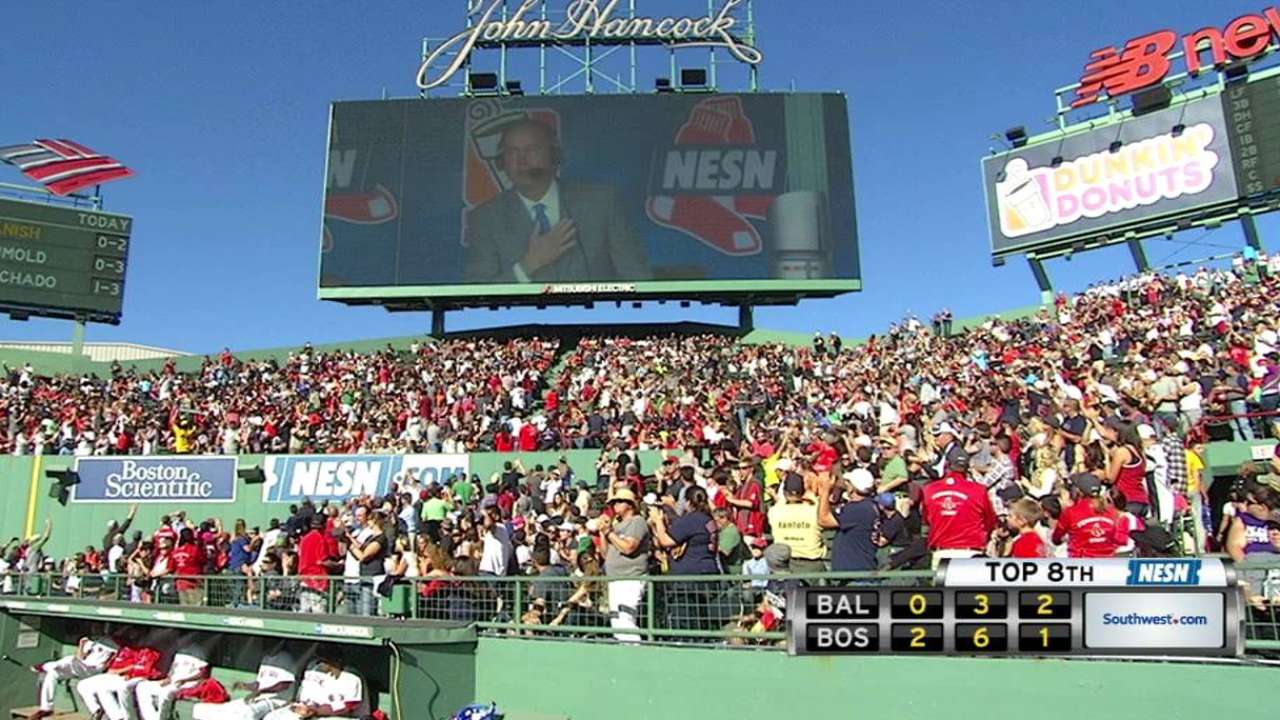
[0,139,134,196]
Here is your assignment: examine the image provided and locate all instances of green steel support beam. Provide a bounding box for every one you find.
[1127,238,1151,272]
[1027,256,1053,306]
[431,307,446,338]
[1242,214,1265,252]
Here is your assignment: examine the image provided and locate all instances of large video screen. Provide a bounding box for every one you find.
[983,94,1239,257]
[319,93,859,296]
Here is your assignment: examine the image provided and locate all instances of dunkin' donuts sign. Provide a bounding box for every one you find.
[983,92,1239,255]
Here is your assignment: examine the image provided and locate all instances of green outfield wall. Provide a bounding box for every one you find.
[0,438,1274,559]
[474,637,1275,720]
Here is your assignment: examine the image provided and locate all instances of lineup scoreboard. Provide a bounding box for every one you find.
[788,559,1243,658]
[1225,76,1280,198]
[0,197,131,324]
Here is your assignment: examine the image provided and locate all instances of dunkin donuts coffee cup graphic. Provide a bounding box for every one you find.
[997,158,1053,237]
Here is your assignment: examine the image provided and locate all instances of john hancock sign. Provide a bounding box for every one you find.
[418,0,764,91]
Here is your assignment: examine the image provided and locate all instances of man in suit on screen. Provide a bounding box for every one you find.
[462,117,651,283]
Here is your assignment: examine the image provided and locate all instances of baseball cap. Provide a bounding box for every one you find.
[1069,472,1104,496]
[608,488,639,507]
[842,468,876,494]
[751,536,769,549]
[783,472,805,495]
[934,422,958,436]
[1136,424,1157,440]
[763,542,791,571]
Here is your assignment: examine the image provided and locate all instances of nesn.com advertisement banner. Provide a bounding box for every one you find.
[320,93,859,288]
[73,457,238,503]
[261,454,470,503]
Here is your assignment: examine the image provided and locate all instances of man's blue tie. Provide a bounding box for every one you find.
[532,203,552,235]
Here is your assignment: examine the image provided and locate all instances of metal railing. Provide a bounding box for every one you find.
[4,564,1280,652]
[0,570,933,645]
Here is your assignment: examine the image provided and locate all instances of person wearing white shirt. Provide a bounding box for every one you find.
[263,657,365,720]
[193,648,297,720]
[479,508,511,576]
[134,645,210,720]
[30,637,117,720]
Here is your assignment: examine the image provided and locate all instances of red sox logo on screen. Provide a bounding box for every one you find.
[322,147,400,253]
[461,100,562,245]
[646,96,778,256]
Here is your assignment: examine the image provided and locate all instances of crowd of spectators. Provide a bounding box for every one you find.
[3,254,1280,640]
[0,338,559,457]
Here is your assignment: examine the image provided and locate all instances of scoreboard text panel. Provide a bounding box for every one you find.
[788,559,1242,658]
[0,197,131,322]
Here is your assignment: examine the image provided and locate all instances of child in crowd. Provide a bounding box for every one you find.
[1005,498,1047,558]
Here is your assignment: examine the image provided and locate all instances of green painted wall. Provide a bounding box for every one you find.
[0,450,668,559]
[475,637,1275,720]
[4,436,1269,559]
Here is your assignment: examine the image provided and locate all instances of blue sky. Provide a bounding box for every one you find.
[2,0,1273,353]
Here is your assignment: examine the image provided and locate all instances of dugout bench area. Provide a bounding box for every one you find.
[0,598,480,720]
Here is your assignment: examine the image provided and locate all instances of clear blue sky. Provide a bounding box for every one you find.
[2,0,1273,353]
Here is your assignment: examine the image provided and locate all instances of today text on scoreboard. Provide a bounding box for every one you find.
[787,559,1243,658]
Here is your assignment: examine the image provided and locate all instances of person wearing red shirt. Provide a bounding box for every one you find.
[544,389,559,413]
[77,634,163,720]
[921,456,997,569]
[298,515,337,613]
[171,528,206,605]
[1053,473,1130,558]
[1006,498,1047,558]
[1100,420,1149,516]
[726,461,765,538]
[518,422,538,451]
[494,427,515,452]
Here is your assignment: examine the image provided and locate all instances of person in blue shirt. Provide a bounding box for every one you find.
[651,486,720,633]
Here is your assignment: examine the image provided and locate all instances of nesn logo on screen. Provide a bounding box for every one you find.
[1126,559,1201,585]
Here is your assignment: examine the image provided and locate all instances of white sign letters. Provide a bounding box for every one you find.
[418,0,764,91]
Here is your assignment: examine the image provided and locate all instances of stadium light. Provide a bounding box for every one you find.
[1108,140,1123,154]
[655,77,674,93]
[1172,123,1185,137]
[992,256,1006,267]
[679,68,712,93]
[1130,84,1172,116]
[1224,62,1249,84]
[505,80,524,96]
[468,72,500,95]
[45,469,80,506]
[1004,126,1027,148]
[9,311,29,321]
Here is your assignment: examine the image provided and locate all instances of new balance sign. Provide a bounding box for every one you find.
[72,457,238,503]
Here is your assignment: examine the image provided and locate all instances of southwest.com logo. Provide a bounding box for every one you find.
[1101,613,1210,627]
[1125,559,1201,585]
